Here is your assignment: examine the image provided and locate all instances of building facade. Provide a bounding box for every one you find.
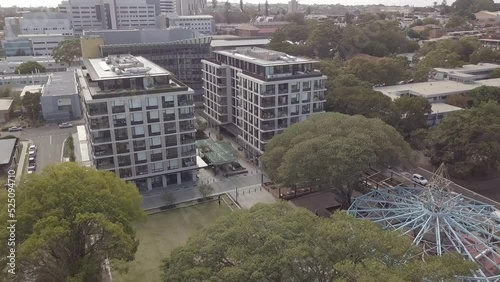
[78,55,197,191]
[202,48,327,161]
[158,14,215,35]
[82,29,211,106]
[0,56,69,75]
[176,0,206,15]
[288,0,299,14]
[159,0,176,14]
[41,71,82,122]
[4,12,73,39]
[2,34,67,57]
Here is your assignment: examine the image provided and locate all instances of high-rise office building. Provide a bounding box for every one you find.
[202,47,327,162]
[176,0,207,15]
[4,12,73,39]
[159,0,176,14]
[288,0,299,13]
[77,55,197,191]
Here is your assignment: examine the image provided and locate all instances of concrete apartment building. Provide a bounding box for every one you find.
[202,47,327,162]
[4,12,73,39]
[159,0,176,14]
[77,55,197,191]
[81,28,211,105]
[431,63,500,82]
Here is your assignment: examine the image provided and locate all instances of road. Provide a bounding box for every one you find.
[8,124,78,172]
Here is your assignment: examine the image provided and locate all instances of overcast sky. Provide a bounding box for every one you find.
[1,0,499,9]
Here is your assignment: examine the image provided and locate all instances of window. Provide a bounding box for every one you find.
[152,162,164,172]
[147,111,160,123]
[135,152,147,164]
[132,126,145,138]
[150,137,161,148]
[130,112,143,125]
[146,97,158,109]
[149,124,161,136]
[129,98,142,111]
[167,159,178,170]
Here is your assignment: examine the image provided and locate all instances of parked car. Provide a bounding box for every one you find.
[28,156,36,164]
[28,145,37,156]
[8,126,22,132]
[27,164,36,174]
[412,174,428,186]
[59,122,73,128]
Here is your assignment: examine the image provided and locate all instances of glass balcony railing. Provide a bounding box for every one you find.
[111,105,125,114]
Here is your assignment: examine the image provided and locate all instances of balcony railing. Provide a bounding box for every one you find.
[278,123,288,129]
[96,162,115,170]
[291,87,300,93]
[92,136,112,143]
[163,101,175,108]
[179,112,194,119]
[313,96,325,101]
[291,98,299,104]
[262,111,275,119]
[114,119,127,127]
[261,124,276,131]
[313,107,324,113]
[165,139,177,147]
[278,88,288,94]
[178,100,194,107]
[115,134,128,141]
[163,113,175,121]
[118,161,131,167]
[134,145,146,151]
[278,111,288,118]
[116,147,129,154]
[94,149,113,157]
[182,159,196,167]
[180,124,195,132]
[278,100,288,106]
[291,111,300,116]
[129,107,142,112]
[263,89,275,96]
[261,101,276,108]
[112,105,125,113]
[181,150,196,157]
[181,137,195,144]
[303,87,311,91]
[151,154,163,162]
[119,170,133,178]
[88,108,108,116]
[90,122,110,130]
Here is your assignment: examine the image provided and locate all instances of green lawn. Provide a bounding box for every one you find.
[112,200,232,282]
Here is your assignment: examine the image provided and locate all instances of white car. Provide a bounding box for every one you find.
[59,122,73,128]
[412,174,428,186]
[27,164,36,174]
[28,145,37,156]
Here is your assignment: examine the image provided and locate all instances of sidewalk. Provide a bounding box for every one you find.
[15,140,30,181]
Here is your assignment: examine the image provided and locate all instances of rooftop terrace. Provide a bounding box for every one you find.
[214,47,317,66]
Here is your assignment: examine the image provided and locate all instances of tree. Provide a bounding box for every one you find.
[211,0,217,9]
[428,101,500,178]
[0,163,145,282]
[264,0,269,16]
[446,94,471,108]
[239,0,243,12]
[391,96,432,138]
[467,85,500,107]
[284,12,305,25]
[469,0,496,12]
[470,48,500,64]
[198,184,214,199]
[305,5,312,15]
[224,1,231,23]
[261,113,414,206]
[15,61,46,74]
[22,91,42,121]
[307,20,343,58]
[418,48,462,71]
[257,3,261,13]
[445,15,468,29]
[52,39,82,66]
[161,203,476,281]
[326,86,395,123]
[345,56,409,86]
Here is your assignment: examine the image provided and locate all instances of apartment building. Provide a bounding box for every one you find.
[159,0,176,14]
[82,29,211,106]
[202,47,327,162]
[4,12,73,39]
[176,0,206,15]
[77,55,197,191]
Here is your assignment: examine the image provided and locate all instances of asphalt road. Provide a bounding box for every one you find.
[7,124,78,172]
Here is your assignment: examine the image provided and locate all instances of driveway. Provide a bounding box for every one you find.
[9,124,78,172]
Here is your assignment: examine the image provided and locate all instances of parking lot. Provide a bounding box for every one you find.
[7,124,77,172]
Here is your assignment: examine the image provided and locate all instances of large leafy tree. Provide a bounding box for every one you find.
[428,101,500,178]
[22,91,43,121]
[345,56,409,86]
[52,39,82,66]
[467,85,500,107]
[470,48,500,64]
[162,203,476,281]
[261,113,414,206]
[0,163,145,282]
[392,96,432,138]
[15,61,46,74]
[326,86,395,122]
[307,20,343,58]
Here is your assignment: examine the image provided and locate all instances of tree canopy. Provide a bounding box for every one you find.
[22,91,42,122]
[162,203,476,282]
[392,96,433,138]
[428,101,500,178]
[15,61,46,74]
[52,39,82,66]
[261,113,415,206]
[0,163,145,282]
[345,56,409,86]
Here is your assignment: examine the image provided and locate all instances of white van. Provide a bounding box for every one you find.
[412,174,428,186]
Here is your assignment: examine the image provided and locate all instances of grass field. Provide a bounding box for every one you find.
[112,199,232,282]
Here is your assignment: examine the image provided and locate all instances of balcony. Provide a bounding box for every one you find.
[291,86,300,93]
[164,123,176,134]
[89,119,110,130]
[119,168,133,178]
[181,149,196,157]
[302,105,310,114]
[112,105,125,114]
[115,134,128,141]
[180,134,195,144]
[118,160,131,167]
[178,111,194,120]
[313,106,324,113]
[303,86,311,92]
[163,101,175,108]
[261,98,275,108]
[182,158,196,168]
[96,159,115,170]
[146,104,159,110]
[262,132,275,142]
[166,148,179,159]
[94,144,113,157]
[278,109,288,118]
[151,153,163,162]
[114,118,128,127]
[129,106,142,112]
[133,143,146,151]
[92,133,112,144]
[116,143,129,154]
[278,98,288,106]
[278,88,288,94]
[179,122,195,132]
[313,94,325,101]
[165,136,177,147]
[136,165,149,176]
[278,122,288,129]
[261,121,276,131]
[261,109,275,120]
[88,103,108,116]
[163,112,175,121]
[314,83,325,90]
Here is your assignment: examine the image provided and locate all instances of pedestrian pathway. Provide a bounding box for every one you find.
[15,140,30,181]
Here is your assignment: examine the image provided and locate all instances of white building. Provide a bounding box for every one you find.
[159,0,176,14]
[176,0,206,15]
[288,0,299,14]
[59,0,159,35]
[0,56,69,74]
[25,34,66,56]
[161,14,215,35]
[0,74,50,89]
[4,12,73,39]
[431,63,500,82]
[77,55,198,191]
[202,47,327,161]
